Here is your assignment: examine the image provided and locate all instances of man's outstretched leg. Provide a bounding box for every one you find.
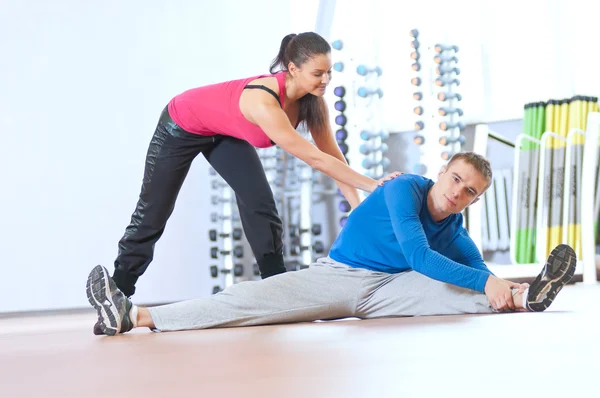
[357,243,577,318]
[86,258,365,335]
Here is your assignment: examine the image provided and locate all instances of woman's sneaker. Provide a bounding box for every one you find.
[526,244,577,312]
[86,265,134,336]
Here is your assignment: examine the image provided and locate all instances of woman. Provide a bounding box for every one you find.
[110,31,399,299]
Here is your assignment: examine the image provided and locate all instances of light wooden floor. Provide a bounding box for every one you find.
[1,284,599,398]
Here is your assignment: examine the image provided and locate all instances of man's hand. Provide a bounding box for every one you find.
[484,275,525,311]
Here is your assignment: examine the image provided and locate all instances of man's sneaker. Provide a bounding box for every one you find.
[93,319,104,335]
[526,244,577,312]
[86,265,134,336]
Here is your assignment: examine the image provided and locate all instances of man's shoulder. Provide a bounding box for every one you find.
[385,173,433,193]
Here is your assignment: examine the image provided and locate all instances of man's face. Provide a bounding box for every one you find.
[435,160,489,214]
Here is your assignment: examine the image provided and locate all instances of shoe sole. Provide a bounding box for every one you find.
[86,265,121,336]
[527,244,576,312]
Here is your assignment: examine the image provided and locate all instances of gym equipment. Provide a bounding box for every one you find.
[410,39,419,49]
[357,87,383,98]
[209,228,243,241]
[335,100,346,112]
[411,77,421,86]
[338,200,351,213]
[409,29,419,38]
[210,264,244,278]
[436,65,460,75]
[210,212,240,222]
[360,130,389,140]
[413,106,424,115]
[289,223,322,236]
[331,40,343,50]
[335,114,347,126]
[338,142,349,154]
[211,195,232,205]
[433,54,458,64]
[413,92,423,101]
[437,92,462,101]
[290,240,325,255]
[435,77,460,87]
[410,51,420,61]
[333,62,344,72]
[414,135,425,145]
[439,121,465,131]
[212,286,222,294]
[359,142,389,155]
[434,44,459,52]
[415,121,425,131]
[210,246,244,259]
[411,63,421,72]
[440,151,455,161]
[335,128,348,141]
[339,216,348,227]
[356,65,382,76]
[333,86,346,97]
[362,157,390,169]
[439,135,466,145]
[438,107,464,116]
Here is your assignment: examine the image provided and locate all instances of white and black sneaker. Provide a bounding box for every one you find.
[526,244,577,312]
[86,265,134,336]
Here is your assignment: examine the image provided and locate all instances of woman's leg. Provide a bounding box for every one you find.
[203,138,286,278]
[112,107,215,296]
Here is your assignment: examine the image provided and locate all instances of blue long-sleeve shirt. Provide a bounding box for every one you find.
[329,174,493,293]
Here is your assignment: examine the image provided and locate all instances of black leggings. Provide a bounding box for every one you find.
[112,106,285,296]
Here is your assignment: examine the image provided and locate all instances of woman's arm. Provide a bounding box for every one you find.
[249,101,379,193]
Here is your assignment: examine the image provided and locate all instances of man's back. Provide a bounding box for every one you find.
[329,174,491,292]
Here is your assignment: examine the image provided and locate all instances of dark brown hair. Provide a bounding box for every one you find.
[448,152,493,189]
[269,32,331,136]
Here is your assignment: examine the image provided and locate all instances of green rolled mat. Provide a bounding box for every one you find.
[515,103,533,263]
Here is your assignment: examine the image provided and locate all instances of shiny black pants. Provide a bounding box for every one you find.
[112,107,285,296]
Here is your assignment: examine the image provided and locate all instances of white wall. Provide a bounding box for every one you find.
[0,0,296,312]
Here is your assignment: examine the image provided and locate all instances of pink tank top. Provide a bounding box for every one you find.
[167,72,287,148]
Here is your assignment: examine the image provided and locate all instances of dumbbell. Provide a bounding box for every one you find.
[333,62,344,72]
[339,216,348,227]
[211,180,228,190]
[434,54,458,64]
[334,100,346,112]
[434,44,459,53]
[289,240,325,255]
[210,264,244,277]
[211,195,232,205]
[362,157,390,170]
[439,121,465,131]
[334,86,346,97]
[441,151,455,161]
[335,114,347,126]
[336,128,348,141]
[413,163,427,175]
[209,168,217,176]
[359,142,389,155]
[413,92,422,101]
[435,77,460,87]
[411,77,421,87]
[210,245,244,259]
[436,65,460,75]
[358,87,383,98]
[414,135,425,145]
[212,285,222,294]
[208,228,243,241]
[210,213,240,222]
[339,200,351,213]
[438,107,464,117]
[439,135,466,145]
[410,51,420,61]
[411,62,421,72]
[356,65,383,76]
[360,130,390,140]
[409,29,419,38]
[410,39,419,49]
[331,40,343,50]
[438,92,462,101]
[252,263,260,276]
[413,106,424,115]
[414,121,425,131]
[338,142,349,155]
[289,224,322,237]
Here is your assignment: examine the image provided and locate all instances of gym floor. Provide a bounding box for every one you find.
[1,284,598,398]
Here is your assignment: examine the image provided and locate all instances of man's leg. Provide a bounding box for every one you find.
[87,258,365,335]
[356,243,577,318]
[203,137,286,279]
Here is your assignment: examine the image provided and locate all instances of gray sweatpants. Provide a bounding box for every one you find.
[148,257,494,332]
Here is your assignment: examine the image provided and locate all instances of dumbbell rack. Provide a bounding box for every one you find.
[409,28,465,179]
[208,168,245,293]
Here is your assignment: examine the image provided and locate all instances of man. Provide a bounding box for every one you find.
[87,152,576,336]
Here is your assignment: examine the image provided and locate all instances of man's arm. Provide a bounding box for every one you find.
[452,230,496,276]
[383,180,491,293]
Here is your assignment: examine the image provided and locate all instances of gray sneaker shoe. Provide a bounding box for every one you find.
[526,244,577,312]
[86,265,134,336]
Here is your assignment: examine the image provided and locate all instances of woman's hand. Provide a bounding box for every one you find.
[376,171,404,186]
